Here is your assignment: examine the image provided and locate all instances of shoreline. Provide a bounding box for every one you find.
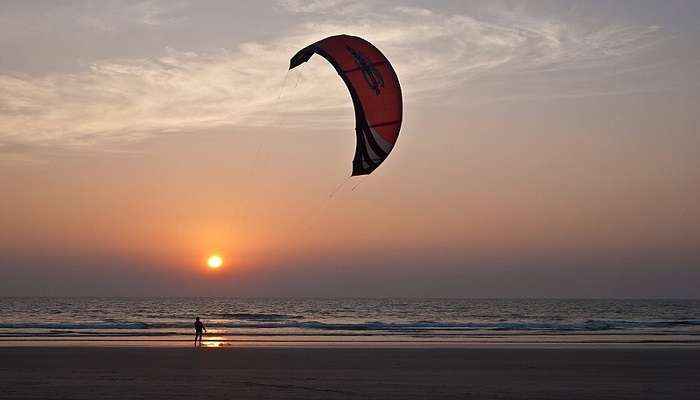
[2,338,700,348]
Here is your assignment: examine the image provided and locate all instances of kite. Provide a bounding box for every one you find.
[289,35,403,176]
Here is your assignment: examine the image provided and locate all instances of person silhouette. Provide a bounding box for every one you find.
[194,316,206,346]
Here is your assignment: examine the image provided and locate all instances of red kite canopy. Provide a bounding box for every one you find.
[289,35,403,176]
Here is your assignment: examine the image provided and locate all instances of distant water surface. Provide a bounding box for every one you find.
[1,298,698,345]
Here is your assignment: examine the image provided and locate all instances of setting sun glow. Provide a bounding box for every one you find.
[207,255,223,269]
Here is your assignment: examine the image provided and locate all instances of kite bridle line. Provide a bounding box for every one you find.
[293,68,304,89]
[328,176,352,198]
[351,175,367,191]
[277,70,290,102]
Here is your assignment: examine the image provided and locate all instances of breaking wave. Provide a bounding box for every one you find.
[1,319,699,335]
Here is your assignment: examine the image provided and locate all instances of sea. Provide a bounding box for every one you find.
[1,298,698,346]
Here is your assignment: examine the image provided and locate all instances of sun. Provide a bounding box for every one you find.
[207,255,223,269]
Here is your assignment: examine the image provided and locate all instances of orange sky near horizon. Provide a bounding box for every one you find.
[3,96,697,275]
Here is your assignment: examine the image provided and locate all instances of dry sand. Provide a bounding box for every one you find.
[2,347,698,399]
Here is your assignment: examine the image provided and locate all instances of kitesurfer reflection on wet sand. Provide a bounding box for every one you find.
[194,316,206,346]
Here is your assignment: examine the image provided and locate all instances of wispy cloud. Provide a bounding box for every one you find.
[279,0,368,15]
[76,1,191,31]
[0,3,664,150]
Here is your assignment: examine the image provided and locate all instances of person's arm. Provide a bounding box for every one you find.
[203,325,207,333]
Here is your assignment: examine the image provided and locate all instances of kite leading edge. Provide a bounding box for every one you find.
[289,35,403,176]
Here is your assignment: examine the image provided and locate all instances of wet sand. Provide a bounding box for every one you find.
[2,347,698,399]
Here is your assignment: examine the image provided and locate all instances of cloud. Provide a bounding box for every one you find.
[127,0,190,26]
[0,3,664,150]
[279,0,368,15]
[76,1,191,31]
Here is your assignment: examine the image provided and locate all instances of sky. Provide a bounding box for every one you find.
[1,0,698,297]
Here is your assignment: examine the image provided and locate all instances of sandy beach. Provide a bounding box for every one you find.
[2,346,698,399]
